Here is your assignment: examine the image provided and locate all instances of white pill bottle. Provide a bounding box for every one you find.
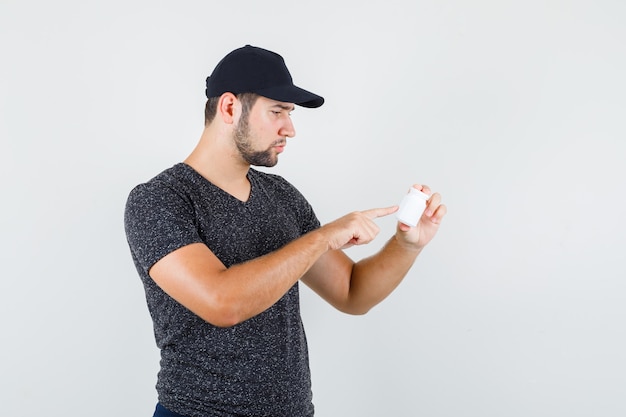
[396,188,430,227]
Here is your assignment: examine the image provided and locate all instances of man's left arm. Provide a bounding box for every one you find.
[302,185,446,314]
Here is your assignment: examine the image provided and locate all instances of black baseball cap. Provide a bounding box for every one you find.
[205,45,324,108]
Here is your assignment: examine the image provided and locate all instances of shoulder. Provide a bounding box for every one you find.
[125,164,200,226]
[127,164,194,204]
[124,164,205,267]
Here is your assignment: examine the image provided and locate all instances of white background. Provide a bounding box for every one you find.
[1,1,625,416]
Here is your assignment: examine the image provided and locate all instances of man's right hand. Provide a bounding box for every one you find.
[318,206,398,250]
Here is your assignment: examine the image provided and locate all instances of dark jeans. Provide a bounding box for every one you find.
[153,403,187,417]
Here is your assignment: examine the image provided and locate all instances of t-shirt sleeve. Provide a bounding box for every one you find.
[297,196,320,236]
[124,181,203,275]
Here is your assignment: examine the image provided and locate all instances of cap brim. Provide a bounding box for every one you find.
[255,84,324,108]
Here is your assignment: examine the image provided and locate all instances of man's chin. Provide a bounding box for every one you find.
[251,158,279,168]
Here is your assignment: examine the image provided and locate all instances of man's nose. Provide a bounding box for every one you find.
[279,118,296,138]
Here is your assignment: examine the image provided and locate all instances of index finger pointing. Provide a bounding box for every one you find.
[361,205,399,219]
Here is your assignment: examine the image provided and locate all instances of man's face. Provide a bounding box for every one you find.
[233,96,296,167]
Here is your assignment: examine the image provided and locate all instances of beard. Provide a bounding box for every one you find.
[233,115,280,167]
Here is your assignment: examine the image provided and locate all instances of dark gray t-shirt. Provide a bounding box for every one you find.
[124,163,320,417]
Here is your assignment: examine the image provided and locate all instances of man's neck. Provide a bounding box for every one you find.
[184,127,252,202]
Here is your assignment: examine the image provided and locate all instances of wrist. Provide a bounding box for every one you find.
[393,233,424,254]
[309,227,332,252]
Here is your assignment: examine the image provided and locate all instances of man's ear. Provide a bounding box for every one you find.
[217,92,239,125]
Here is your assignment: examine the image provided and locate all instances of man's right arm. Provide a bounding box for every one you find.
[149,207,396,327]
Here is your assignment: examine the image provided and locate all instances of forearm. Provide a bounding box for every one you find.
[213,230,330,325]
[346,235,423,314]
[216,210,394,323]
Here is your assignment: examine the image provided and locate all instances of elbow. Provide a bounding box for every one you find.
[208,312,242,328]
[198,293,246,328]
[337,302,372,316]
[348,307,371,316]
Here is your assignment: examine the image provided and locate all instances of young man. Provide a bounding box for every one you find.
[124,45,446,417]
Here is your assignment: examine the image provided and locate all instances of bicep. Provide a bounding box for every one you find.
[149,242,230,325]
[301,249,355,312]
